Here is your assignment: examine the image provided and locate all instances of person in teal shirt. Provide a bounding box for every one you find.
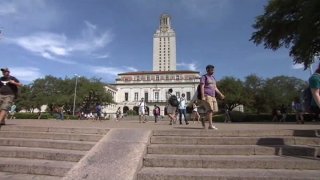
[309,64,320,114]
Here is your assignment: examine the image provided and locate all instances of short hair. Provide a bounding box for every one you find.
[168,88,173,93]
[206,65,215,70]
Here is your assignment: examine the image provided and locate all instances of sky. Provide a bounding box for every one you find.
[0,0,314,84]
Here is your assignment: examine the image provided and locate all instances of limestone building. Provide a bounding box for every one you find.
[105,14,200,116]
[153,14,176,71]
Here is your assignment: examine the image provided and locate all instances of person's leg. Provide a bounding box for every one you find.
[178,109,183,124]
[182,109,188,124]
[0,110,7,124]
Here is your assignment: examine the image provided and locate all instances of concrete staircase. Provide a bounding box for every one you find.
[138,129,320,180]
[0,125,108,180]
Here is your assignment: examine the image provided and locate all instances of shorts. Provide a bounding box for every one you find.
[198,95,218,113]
[166,104,177,114]
[0,94,14,111]
[139,107,145,115]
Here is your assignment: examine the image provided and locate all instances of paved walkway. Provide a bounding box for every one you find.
[4,116,320,130]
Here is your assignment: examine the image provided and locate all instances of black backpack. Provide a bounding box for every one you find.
[169,95,179,107]
[197,75,207,100]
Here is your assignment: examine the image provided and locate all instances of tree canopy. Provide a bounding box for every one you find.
[250,0,320,69]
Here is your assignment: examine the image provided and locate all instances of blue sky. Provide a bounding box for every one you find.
[0,0,313,84]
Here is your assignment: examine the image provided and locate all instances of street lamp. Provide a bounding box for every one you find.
[73,74,80,116]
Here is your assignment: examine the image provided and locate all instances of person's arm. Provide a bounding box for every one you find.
[200,84,205,100]
[215,86,225,99]
[311,88,320,108]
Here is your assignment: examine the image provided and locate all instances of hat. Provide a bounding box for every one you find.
[1,68,9,72]
[206,65,215,70]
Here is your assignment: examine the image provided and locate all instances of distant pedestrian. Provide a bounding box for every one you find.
[191,101,200,123]
[178,93,189,125]
[153,104,160,123]
[139,98,147,123]
[279,104,287,122]
[95,103,102,121]
[223,101,231,123]
[293,98,304,124]
[8,103,16,120]
[0,68,22,126]
[166,88,178,125]
[116,107,121,121]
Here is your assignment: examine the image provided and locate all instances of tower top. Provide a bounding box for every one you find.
[159,14,172,32]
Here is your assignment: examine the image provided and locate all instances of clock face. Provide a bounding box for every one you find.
[161,27,168,32]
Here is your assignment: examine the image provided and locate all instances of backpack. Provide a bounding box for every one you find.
[169,95,179,107]
[197,75,208,100]
[303,87,313,112]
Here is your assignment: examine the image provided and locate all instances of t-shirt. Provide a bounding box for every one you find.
[309,73,320,107]
[178,97,186,109]
[200,74,216,97]
[0,76,19,96]
[139,101,146,110]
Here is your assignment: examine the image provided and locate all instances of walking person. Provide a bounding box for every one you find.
[153,104,160,123]
[0,68,22,126]
[293,97,304,124]
[309,64,320,119]
[223,101,231,123]
[279,104,287,122]
[95,103,102,121]
[166,88,178,125]
[139,98,147,123]
[191,101,200,123]
[178,93,189,125]
[199,65,225,129]
[116,107,121,121]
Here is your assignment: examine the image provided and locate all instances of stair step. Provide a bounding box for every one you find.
[0,137,95,151]
[0,131,103,142]
[148,144,317,157]
[144,154,320,169]
[0,146,85,161]
[0,171,60,180]
[137,167,320,180]
[151,136,320,146]
[0,157,75,177]
[0,126,108,135]
[153,129,319,137]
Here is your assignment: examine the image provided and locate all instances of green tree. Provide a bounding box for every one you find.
[218,77,247,111]
[250,0,320,68]
[243,74,266,113]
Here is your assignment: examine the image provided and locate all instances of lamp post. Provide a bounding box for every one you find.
[73,74,80,116]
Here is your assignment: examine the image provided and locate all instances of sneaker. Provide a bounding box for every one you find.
[208,125,218,130]
[186,122,189,125]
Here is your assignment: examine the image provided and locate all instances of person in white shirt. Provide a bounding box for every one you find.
[139,98,147,123]
[178,93,189,125]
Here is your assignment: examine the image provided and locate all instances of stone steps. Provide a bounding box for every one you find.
[143,154,320,169]
[137,129,320,179]
[0,146,85,161]
[138,167,320,180]
[151,136,320,145]
[0,171,60,180]
[0,125,108,178]
[0,157,75,177]
[148,144,318,157]
[0,131,102,142]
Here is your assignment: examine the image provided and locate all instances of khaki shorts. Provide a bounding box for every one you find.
[198,95,218,113]
[0,95,14,111]
[166,104,177,114]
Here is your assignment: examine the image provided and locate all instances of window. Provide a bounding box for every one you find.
[134,92,138,101]
[176,75,180,80]
[166,75,169,80]
[186,92,191,101]
[156,75,159,81]
[125,93,128,101]
[144,92,148,102]
[154,92,159,101]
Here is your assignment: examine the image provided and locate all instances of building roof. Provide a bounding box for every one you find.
[118,70,200,76]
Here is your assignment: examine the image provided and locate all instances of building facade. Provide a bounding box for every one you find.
[111,71,200,116]
[153,14,176,71]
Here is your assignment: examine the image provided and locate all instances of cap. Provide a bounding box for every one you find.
[1,68,9,72]
[206,65,214,70]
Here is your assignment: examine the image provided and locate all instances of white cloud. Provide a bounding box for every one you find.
[177,62,198,71]
[91,66,139,76]
[95,53,110,59]
[10,67,43,83]
[292,63,304,70]
[7,21,113,63]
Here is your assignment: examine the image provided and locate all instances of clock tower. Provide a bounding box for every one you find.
[153,14,176,71]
